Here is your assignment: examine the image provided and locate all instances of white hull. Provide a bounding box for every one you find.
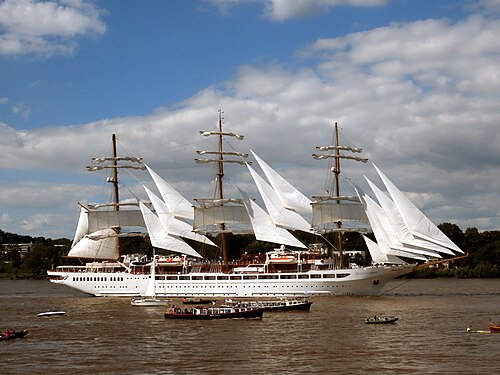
[47,264,414,297]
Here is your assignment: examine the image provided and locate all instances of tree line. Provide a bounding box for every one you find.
[1,222,499,279]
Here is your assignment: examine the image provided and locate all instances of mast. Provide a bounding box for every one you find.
[216,109,228,262]
[85,134,146,257]
[312,122,369,267]
[112,134,121,254]
[333,123,344,266]
[194,108,248,263]
[112,134,120,212]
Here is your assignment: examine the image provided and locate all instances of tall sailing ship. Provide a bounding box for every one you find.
[48,113,464,297]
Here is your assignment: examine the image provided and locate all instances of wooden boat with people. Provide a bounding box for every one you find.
[165,305,264,320]
[1,329,29,340]
[222,298,312,311]
[365,316,398,324]
[182,298,216,305]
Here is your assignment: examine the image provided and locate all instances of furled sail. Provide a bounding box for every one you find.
[373,164,463,253]
[238,187,307,249]
[69,205,145,259]
[86,209,145,234]
[311,199,369,229]
[246,163,312,233]
[250,150,312,216]
[193,202,252,233]
[67,228,119,260]
[139,202,202,258]
[143,185,217,247]
[146,164,194,221]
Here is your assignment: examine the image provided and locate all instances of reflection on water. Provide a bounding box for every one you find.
[1,279,499,374]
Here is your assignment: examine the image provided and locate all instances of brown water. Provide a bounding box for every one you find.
[1,279,499,374]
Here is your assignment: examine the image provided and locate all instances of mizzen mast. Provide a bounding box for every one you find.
[312,122,369,267]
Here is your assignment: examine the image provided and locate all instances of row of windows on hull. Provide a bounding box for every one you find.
[71,273,351,282]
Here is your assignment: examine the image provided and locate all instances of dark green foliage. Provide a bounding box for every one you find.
[1,223,499,278]
[0,230,71,278]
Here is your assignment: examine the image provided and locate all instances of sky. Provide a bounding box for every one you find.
[0,0,499,240]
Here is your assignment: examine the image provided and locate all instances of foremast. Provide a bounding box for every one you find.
[71,133,146,260]
[311,122,369,267]
[194,108,249,263]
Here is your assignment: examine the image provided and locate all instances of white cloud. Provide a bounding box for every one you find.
[2,10,500,238]
[207,0,387,21]
[0,213,12,225]
[0,0,106,57]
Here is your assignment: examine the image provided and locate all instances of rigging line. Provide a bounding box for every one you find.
[380,278,413,296]
[318,234,338,252]
[337,124,373,160]
[121,183,142,203]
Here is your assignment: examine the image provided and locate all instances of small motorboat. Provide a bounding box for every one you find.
[165,306,264,320]
[365,316,398,324]
[131,298,170,306]
[1,329,28,340]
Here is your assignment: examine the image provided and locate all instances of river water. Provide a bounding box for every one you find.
[1,278,499,374]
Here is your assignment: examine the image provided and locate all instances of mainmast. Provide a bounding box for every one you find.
[112,134,120,212]
[312,122,369,267]
[216,110,227,260]
[194,108,248,263]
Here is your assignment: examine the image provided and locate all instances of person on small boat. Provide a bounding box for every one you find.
[467,325,472,332]
[3,328,15,338]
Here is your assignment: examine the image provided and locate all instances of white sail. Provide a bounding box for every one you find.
[193,204,251,231]
[67,228,119,260]
[311,200,369,228]
[139,202,202,258]
[143,186,217,247]
[246,163,312,233]
[238,187,307,249]
[144,251,156,298]
[72,206,90,247]
[146,164,194,220]
[251,150,312,216]
[362,235,406,264]
[363,194,441,259]
[86,209,145,234]
[365,176,455,256]
[373,164,463,253]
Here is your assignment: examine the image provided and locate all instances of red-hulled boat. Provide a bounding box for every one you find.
[1,329,28,340]
[489,323,500,333]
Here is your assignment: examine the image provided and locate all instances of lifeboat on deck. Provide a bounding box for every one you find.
[157,256,184,266]
[267,245,298,264]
